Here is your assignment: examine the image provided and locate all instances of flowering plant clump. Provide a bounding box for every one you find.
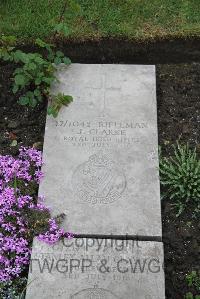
[0,147,68,288]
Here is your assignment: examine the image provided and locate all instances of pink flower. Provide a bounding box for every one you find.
[0,147,73,282]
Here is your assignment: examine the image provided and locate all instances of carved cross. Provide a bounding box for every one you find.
[73,72,121,117]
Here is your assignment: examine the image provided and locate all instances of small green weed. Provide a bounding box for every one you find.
[185,271,200,299]
[159,143,200,216]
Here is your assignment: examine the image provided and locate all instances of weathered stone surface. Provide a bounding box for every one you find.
[26,64,165,298]
[40,64,161,237]
[26,238,165,299]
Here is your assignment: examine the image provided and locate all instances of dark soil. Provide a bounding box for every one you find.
[64,37,200,64]
[0,63,46,156]
[157,63,200,299]
[0,57,200,298]
[22,36,200,64]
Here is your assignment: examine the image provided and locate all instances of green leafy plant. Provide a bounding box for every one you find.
[0,35,17,60]
[53,23,71,37]
[185,293,200,299]
[0,35,72,117]
[159,143,200,216]
[186,271,200,291]
[48,92,73,117]
[185,271,200,299]
[52,0,81,39]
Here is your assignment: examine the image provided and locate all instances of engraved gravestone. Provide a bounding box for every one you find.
[26,238,165,299]
[26,64,165,298]
[39,64,161,237]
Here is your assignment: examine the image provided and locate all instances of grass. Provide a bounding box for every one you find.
[0,0,200,42]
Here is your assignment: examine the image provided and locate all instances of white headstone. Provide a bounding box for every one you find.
[26,64,165,299]
[40,64,161,237]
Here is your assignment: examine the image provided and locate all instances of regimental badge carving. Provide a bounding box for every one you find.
[72,152,126,204]
[70,286,120,298]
